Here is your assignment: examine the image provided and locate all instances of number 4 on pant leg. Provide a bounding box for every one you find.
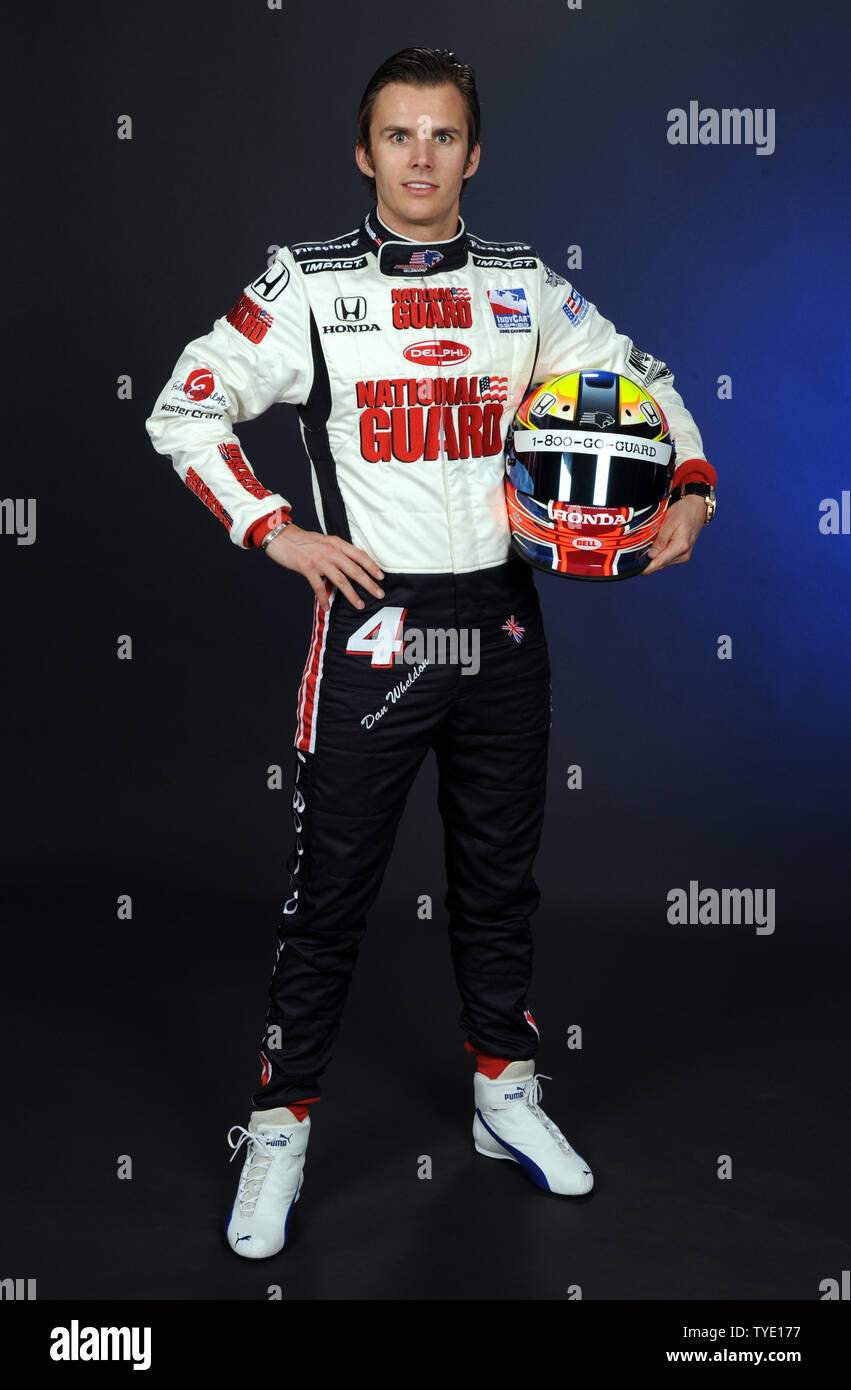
[346,605,407,667]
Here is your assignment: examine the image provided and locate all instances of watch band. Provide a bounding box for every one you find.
[667,482,716,524]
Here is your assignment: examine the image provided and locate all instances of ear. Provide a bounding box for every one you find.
[355,142,374,179]
[463,141,481,180]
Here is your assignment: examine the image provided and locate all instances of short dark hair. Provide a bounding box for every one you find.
[356,47,480,203]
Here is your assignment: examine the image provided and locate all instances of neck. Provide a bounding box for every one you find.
[375,199,461,244]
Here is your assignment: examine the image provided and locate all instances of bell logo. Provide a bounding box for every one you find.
[402,339,471,366]
[572,537,602,549]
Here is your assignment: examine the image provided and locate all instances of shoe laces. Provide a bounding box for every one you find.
[227,1125,276,1215]
[524,1074,575,1156]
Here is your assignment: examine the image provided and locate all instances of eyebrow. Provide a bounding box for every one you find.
[378,124,463,135]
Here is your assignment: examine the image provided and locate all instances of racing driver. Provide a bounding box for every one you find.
[144,46,717,1259]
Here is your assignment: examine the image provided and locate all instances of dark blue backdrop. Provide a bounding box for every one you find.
[2,0,849,1308]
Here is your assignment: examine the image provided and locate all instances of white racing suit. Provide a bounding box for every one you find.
[145,206,709,1108]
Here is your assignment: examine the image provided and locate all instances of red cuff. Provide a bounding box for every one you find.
[671,458,717,489]
[245,508,291,549]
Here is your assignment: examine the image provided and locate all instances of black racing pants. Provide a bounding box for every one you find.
[249,555,551,1110]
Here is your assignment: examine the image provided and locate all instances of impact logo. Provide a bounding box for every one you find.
[487,287,531,333]
[562,287,589,326]
[226,292,274,344]
[396,248,444,273]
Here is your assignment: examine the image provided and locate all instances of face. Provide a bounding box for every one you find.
[355,81,480,241]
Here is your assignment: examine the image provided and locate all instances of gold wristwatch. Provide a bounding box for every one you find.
[667,482,717,525]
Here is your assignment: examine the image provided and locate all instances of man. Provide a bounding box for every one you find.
[145,47,716,1260]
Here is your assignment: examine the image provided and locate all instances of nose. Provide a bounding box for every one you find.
[410,140,433,168]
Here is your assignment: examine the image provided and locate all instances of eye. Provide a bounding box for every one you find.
[390,132,407,143]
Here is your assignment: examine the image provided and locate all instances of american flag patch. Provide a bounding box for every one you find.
[479,374,508,402]
[562,288,589,325]
[502,614,526,643]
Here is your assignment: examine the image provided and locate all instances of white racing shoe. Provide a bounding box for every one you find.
[225,1111,311,1258]
[473,1063,594,1195]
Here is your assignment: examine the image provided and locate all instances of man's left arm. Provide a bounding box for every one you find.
[533,263,716,574]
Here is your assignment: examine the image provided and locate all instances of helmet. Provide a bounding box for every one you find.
[504,370,676,579]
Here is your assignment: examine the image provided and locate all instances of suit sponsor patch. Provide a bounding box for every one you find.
[487,287,532,333]
[562,287,590,325]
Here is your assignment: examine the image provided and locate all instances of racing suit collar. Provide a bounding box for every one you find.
[361,205,468,276]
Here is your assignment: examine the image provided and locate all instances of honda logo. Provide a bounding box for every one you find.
[250,262,290,302]
[335,296,367,321]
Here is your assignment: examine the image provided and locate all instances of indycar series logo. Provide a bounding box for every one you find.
[356,376,504,462]
[487,287,532,333]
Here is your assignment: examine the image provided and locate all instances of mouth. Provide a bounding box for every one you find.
[403,182,437,193]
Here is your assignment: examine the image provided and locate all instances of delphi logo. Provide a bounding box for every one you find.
[402,339,471,366]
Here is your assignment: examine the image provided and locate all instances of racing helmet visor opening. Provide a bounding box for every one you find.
[509,432,673,511]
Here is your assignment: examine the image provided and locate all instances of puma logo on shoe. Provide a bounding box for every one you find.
[503,1089,525,1101]
[263,1133,293,1146]
[234,1234,252,1245]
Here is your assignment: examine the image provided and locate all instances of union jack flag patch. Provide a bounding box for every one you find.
[502,614,525,644]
